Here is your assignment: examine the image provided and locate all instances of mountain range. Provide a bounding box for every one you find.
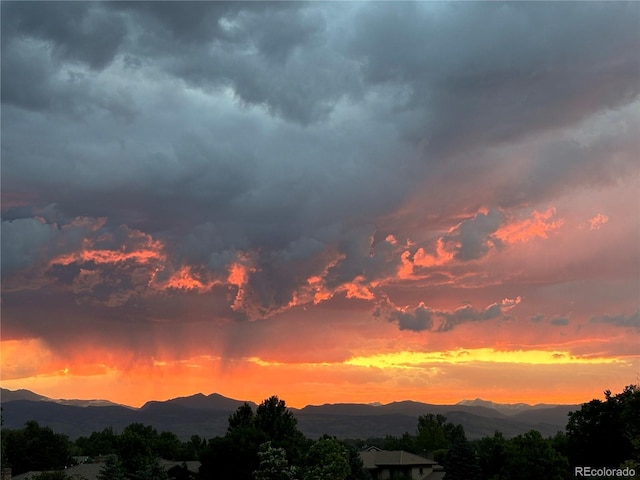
[0,388,579,441]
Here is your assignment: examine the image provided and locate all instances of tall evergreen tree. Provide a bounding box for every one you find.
[443,437,481,480]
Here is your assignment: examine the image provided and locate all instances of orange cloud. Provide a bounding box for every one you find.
[589,213,609,230]
[413,238,456,267]
[227,257,257,312]
[50,220,165,267]
[398,238,455,279]
[494,208,564,244]
[342,276,376,300]
[164,265,220,291]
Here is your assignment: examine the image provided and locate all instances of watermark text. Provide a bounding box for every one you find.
[575,466,636,477]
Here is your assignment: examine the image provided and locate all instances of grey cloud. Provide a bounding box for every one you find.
[550,317,570,327]
[112,2,237,44]
[4,1,638,130]
[1,38,137,120]
[1,2,126,70]
[117,2,354,124]
[1,39,57,111]
[486,106,640,210]
[1,215,169,310]
[0,285,235,359]
[1,218,57,275]
[590,311,640,331]
[387,298,518,332]
[438,302,505,332]
[442,210,504,261]
[231,5,327,63]
[349,2,639,156]
[1,2,638,328]
[530,314,545,323]
[1,215,113,279]
[389,304,434,332]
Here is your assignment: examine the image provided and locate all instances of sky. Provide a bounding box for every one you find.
[1,1,639,409]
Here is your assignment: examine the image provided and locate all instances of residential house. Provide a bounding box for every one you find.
[359,447,445,480]
[10,459,201,480]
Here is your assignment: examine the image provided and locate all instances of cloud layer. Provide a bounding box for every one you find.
[1,1,638,405]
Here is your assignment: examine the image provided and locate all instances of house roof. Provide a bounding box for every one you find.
[12,472,43,480]
[359,450,439,469]
[11,459,201,480]
[63,462,104,479]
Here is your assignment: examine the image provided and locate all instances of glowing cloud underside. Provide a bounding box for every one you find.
[345,349,624,368]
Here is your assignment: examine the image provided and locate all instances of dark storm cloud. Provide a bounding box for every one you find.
[384,297,520,333]
[350,2,639,154]
[442,210,504,261]
[590,311,640,331]
[109,1,352,124]
[1,1,638,330]
[388,303,434,332]
[1,2,126,70]
[1,218,58,275]
[0,216,110,278]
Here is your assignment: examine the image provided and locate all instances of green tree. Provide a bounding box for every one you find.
[343,442,373,480]
[475,431,507,480]
[255,397,300,444]
[253,441,299,480]
[97,454,126,480]
[75,426,119,457]
[382,432,416,453]
[566,385,640,470]
[502,430,570,480]
[303,436,350,480]
[184,434,205,461]
[155,431,182,460]
[1,421,74,474]
[229,403,256,432]
[442,437,481,480]
[167,462,197,480]
[255,396,307,466]
[135,456,168,480]
[199,432,264,480]
[415,414,449,454]
[113,423,170,478]
[443,422,467,445]
[117,424,155,474]
[200,396,308,480]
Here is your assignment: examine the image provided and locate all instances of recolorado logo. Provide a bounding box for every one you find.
[575,466,636,477]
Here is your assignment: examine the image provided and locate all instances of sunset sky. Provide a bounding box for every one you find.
[1,1,639,409]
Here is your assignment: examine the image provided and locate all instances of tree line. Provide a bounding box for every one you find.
[1,385,638,480]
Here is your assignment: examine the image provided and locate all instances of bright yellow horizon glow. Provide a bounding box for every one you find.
[344,348,624,368]
[3,337,636,408]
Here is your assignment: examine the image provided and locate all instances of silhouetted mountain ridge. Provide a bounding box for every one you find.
[0,387,127,408]
[141,392,257,411]
[0,388,579,441]
[457,397,560,415]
